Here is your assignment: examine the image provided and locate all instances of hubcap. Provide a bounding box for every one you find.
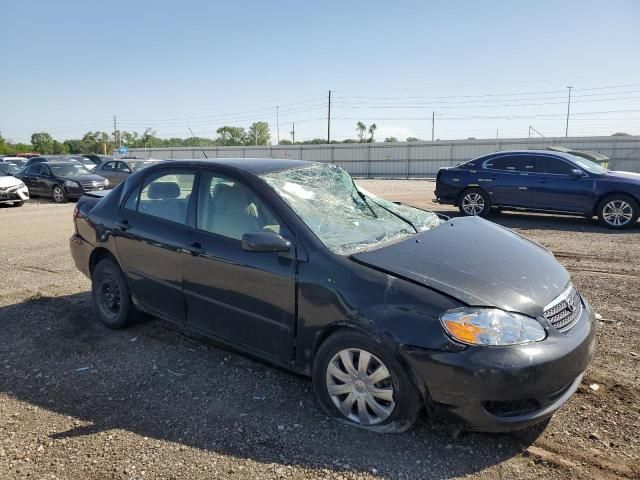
[325,348,395,426]
[462,192,485,215]
[98,272,121,317]
[602,200,633,226]
[53,187,63,202]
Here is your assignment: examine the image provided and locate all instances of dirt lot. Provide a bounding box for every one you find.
[1,181,639,480]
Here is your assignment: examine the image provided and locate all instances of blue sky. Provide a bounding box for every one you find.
[2,0,639,143]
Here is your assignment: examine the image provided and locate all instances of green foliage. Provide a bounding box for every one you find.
[356,122,367,142]
[279,139,293,145]
[52,140,69,154]
[246,122,271,146]
[215,126,247,146]
[406,137,420,142]
[31,132,54,153]
[384,137,398,142]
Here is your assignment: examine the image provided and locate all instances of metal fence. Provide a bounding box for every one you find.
[127,135,640,177]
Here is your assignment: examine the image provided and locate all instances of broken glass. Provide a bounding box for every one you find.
[261,164,441,255]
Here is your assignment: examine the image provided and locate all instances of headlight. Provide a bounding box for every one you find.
[440,308,546,346]
[17,181,26,188]
[64,180,80,187]
[104,178,109,186]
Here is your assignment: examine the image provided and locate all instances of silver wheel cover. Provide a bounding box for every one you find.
[602,200,633,226]
[462,192,485,215]
[53,187,63,202]
[325,348,396,426]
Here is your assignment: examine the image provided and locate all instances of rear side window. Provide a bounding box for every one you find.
[535,156,574,175]
[27,165,42,175]
[126,170,195,225]
[485,156,535,172]
[117,162,131,173]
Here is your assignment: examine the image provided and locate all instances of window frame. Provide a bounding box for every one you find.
[533,154,578,176]
[122,166,198,227]
[193,169,287,243]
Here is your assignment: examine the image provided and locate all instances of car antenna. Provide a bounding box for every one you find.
[188,127,208,159]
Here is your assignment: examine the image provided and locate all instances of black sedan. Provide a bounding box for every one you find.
[17,161,109,203]
[70,159,595,432]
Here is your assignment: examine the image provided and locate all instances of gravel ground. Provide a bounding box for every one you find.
[0,181,638,480]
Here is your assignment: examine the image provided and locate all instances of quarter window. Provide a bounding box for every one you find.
[196,172,280,240]
[129,171,195,224]
[535,156,575,175]
[485,156,535,172]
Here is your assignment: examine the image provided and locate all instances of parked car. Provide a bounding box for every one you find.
[64,155,100,171]
[0,156,28,170]
[0,162,22,175]
[81,154,114,166]
[21,155,64,170]
[434,150,640,229]
[70,159,595,433]
[0,165,29,207]
[16,160,109,203]
[93,158,163,188]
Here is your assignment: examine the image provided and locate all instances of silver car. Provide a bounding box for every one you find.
[94,158,163,188]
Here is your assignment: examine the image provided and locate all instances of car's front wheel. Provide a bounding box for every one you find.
[91,258,141,329]
[312,330,422,433]
[52,185,67,203]
[458,188,491,217]
[597,194,639,229]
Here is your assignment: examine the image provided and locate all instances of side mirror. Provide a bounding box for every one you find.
[242,231,291,253]
[570,169,585,178]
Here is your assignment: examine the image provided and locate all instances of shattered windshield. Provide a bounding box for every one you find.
[261,164,441,255]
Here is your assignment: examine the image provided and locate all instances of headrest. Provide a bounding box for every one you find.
[148,181,180,200]
[214,184,251,214]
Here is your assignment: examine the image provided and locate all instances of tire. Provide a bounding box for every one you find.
[312,330,422,433]
[458,188,491,217]
[11,201,24,207]
[91,258,141,329]
[597,194,639,229]
[52,185,67,203]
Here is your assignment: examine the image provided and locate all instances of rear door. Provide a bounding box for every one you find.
[483,155,535,207]
[113,168,196,322]
[182,169,296,362]
[21,165,42,194]
[531,155,592,213]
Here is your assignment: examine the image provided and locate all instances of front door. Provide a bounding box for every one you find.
[531,155,592,213]
[182,170,296,362]
[114,168,196,322]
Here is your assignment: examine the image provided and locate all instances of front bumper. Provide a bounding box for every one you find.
[0,185,29,203]
[403,299,596,432]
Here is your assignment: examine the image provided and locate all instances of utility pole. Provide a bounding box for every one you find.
[431,111,435,141]
[565,86,573,138]
[276,106,280,145]
[327,90,331,144]
[113,115,118,149]
[291,122,295,144]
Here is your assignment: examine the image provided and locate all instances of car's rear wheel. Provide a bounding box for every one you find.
[458,188,491,217]
[91,258,141,329]
[11,201,24,207]
[597,194,639,229]
[52,185,67,203]
[312,330,422,433]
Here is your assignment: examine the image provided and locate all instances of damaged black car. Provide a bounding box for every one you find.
[70,159,596,432]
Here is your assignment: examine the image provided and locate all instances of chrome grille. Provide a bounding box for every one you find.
[80,181,104,191]
[544,284,582,332]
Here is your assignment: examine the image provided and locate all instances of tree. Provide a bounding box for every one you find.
[52,140,69,154]
[406,137,420,142]
[216,126,247,146]
[356,122,367,142]
[64,139,83,154]
[246,122,271,146]
[611,132,631,136]
[31,132,54,153]
[384,137,398,142]
[279,139,293,145]
[367,123,377,143]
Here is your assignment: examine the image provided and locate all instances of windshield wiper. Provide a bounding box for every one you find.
[364,194,419,234]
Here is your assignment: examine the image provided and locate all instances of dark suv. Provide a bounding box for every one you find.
[435,150,640,229]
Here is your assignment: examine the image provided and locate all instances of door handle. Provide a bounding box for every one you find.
[115,220,131,231]
[180,242,205,256]
[518,186,528,190]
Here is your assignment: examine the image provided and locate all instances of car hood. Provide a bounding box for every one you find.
[60,174,106,183]
[604,170,640,183]
[351,216,570,317]
[0,176,22,188]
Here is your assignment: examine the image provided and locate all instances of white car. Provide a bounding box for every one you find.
[0,165,29,207]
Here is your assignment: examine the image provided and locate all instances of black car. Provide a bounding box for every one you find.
[70,159,595,432]
[434,150,640,229]
[16,161,109,203]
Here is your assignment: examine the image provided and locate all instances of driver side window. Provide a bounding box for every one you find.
[196,172,280,240]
